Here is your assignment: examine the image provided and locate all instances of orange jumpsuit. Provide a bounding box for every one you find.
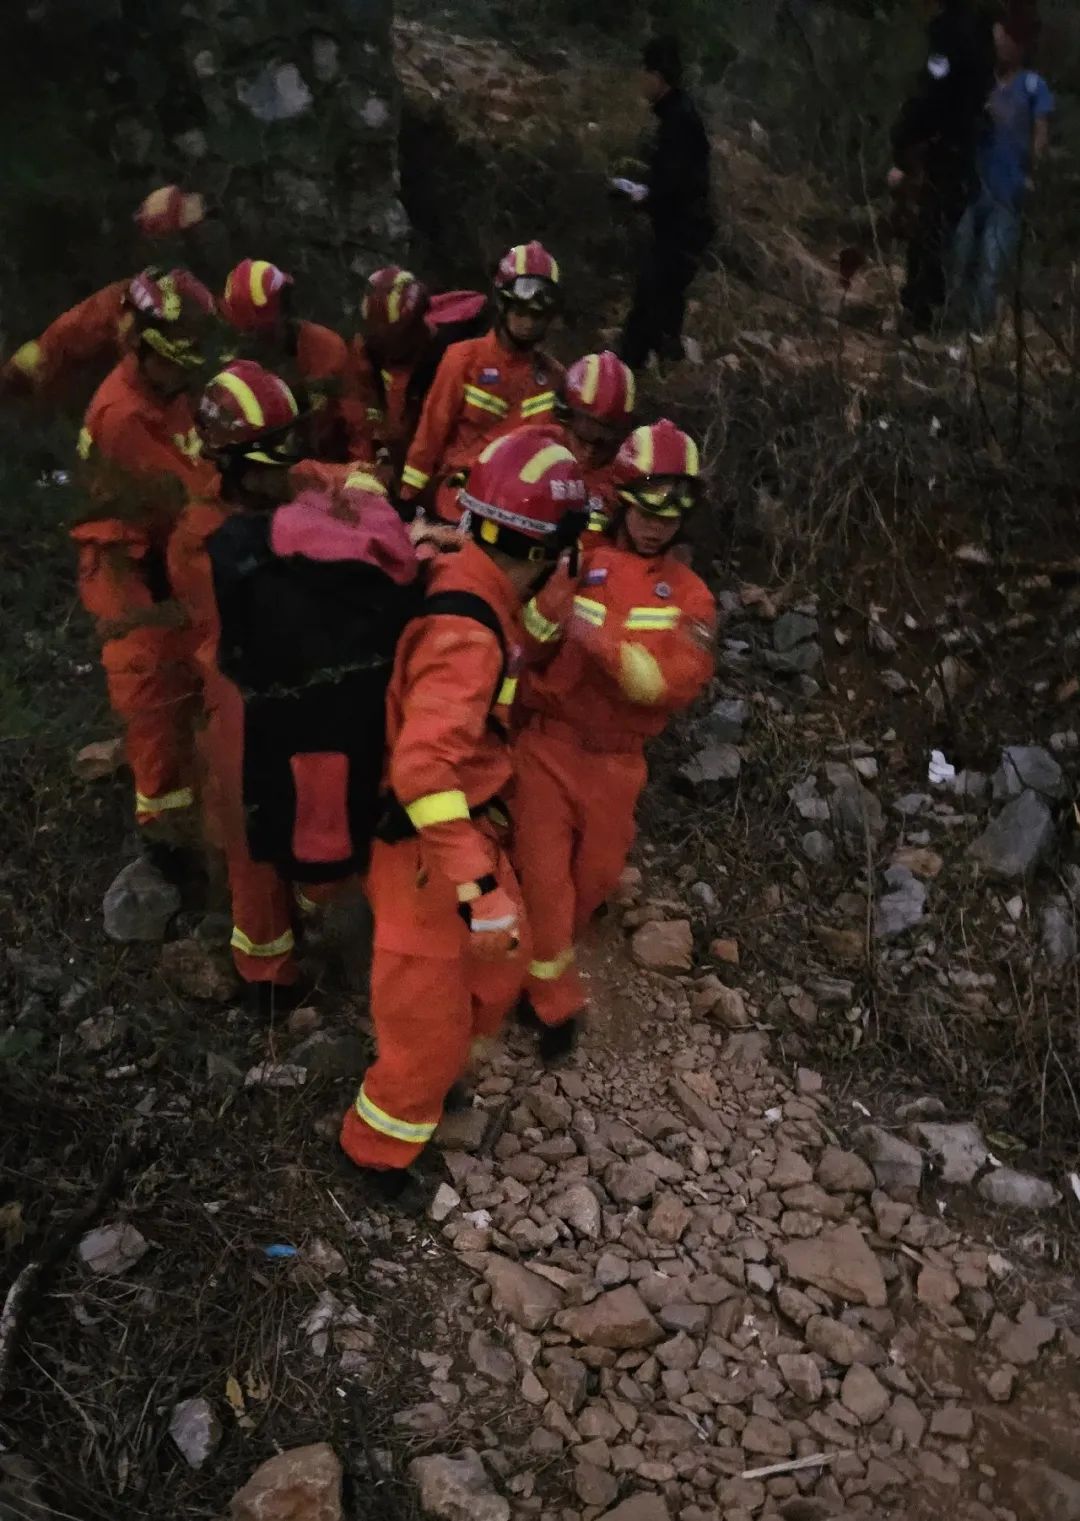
[340,541,531,1171]
[292,320,371,461]
[399,331,563,522]
[3,280,129,397]
[513,542,716,1026]
[74,356,217,826]
[166,466,359,986]
[347,340,415,472]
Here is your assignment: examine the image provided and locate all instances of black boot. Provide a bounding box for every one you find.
[516,994,545,1033]
[336,1152,430,1215]
[443,1082,473,1114]
[537,1015,581,1066]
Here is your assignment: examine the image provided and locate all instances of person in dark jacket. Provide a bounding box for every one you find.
[888,0,995,332]
[615,35,713,370]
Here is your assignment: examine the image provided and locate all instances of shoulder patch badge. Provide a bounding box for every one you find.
[584,567,609,587]
[655,582,672,599]
[479,367,500,384]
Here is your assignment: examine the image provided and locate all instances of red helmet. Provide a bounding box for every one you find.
[196,361,301,464]
[125,267,216,368]
[362,267,431,342]
[560,351,636,426]
[459,426,587,561]
[495,242,561,310]
[612,420,701,518]
[134,185,206,238]
[221,259,294,332]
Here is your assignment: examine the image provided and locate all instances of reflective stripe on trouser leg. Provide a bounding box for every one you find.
[340,946,476,1170]
[510,726,584,1028]
[226,846,298,987]
[102,627,196,827]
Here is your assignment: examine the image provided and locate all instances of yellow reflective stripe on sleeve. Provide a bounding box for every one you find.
[77,426,94,461]
[523,597,562,643]
[520,391,555,418]
[625,606,681,630]
[497,675,518,706]
[572,596,607,628]
[463,385,510,417]
[12,341,43,377]
[135,786,195,815]
[230,926,296,958]
[529,947,575,981]
[356,1085,438,1143]
[402,464,430,491]
[587,511,609,534]
[405,789,471,830]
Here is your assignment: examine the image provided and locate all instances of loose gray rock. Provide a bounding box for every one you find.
[680,741,741,788]
[467,1331,515,1386]
[777,1353,823,1403]
[1015,1464,1080,1521]
[597,1497,672,1521]
[762,642,822,675]
[557,1285,663,1349]
[841,1363,890,1424]
[102,858,180,943]
[1041,897,1077,967]
[977,1168,1061,1212]
[776,1223,887,1307]
[78,1223,149,1276]
[853,1124,924,1194]
[804,1314,886,1368]
[169,1397,222,1469]
[802,831,835,867]
[484,1257,564,1331]
[631,918,694,973]
[874,866,927,940]
[991,745,1066,802]
[913,1122,988,1185]
[705,697,749,742]
[774,612,820,652]
[410,1449,510,1521]
[551,1183,602,1241]
[829,778,885,853]
[968,790,1055,880]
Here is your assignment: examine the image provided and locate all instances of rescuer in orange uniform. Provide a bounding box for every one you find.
[168,362,313,1008]
[340,428,589,1203]
[220,258,367,461]
[73,268,219,841]
[512,420,717,1060]
[398,243,564,524]
[2,187,207,399]
[349,267,487,480]
[549,351,636,541]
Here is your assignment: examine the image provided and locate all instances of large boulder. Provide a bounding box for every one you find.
[230,1443,342,1521]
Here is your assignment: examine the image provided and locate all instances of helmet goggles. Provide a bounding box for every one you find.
[497,275,559,315]
[617,475,698,520]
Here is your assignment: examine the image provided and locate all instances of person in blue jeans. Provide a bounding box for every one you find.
[952,10,1053,335]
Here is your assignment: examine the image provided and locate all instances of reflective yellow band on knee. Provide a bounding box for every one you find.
[406,789,470,829]
[529,947,575,981]
[230,926,295,959]
[355,1085,438,1143]
[135,786,195,815]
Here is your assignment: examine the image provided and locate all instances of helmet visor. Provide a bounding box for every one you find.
[499,276,558,313]
[618,477,697,519]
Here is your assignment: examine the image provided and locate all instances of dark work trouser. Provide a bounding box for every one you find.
[620,231,702,370]
[901,160,974,330]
